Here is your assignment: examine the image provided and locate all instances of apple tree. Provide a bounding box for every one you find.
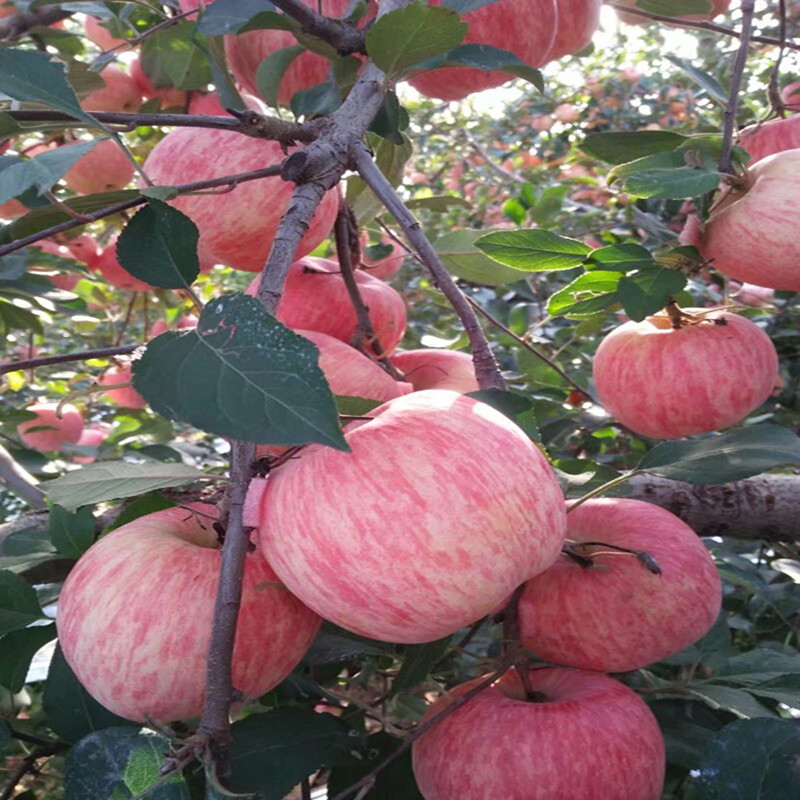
[0,1,799,798]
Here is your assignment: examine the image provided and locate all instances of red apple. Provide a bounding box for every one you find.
[0,197,26,219]
[412,667,665,800]
[84,14,126,50]
[81,66,141,113]
[546,0,602,60]
[28,240,83,291]
[553,103,580,123]
[61,139,134,195]
[143,127,338,271]
[780,80,800,111]
[698,149,800,290]
[150,314,199,337]
[739,115,800,163]
[72,423,112,464]
[0,3,15,21]
[130,57,188,109]
[592,308,778,439]
[730,281,775,307]
[390,349,478,394]
[616,0,730,25]
[360,233,404,280]
[98,363,147,409]
[58,234,100,267]
[257,390,566,643]
[248,257,407,355]
[188,92,229,116]
[57,504,321,722]
[408,0,558,102]
[518,498,722,672]
[17,402,84,452]
[92,236,153,292]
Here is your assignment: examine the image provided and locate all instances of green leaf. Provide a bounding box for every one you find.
[609,150,721,199]
[0,623,56,693]
[616,267,687,321]
[716,649,800,686]
[370,91,410,145]
[636,0,714,15]
[290,80,343,118]
[116,200,199,290]
[405,195,471,212]
[546,271,621,317]
[197,0,281,35]
[666,55,727,105]
[0,141,98,205]
[580,131,688,164]
[392,638,450,695]
[43,646,136,743]
[638,425,800,484]
[336,395,382,417]
[686,719,800,800]
[366,1,468,77]
[46,505,96,559]
[228,708,350,796]
[586,243,656,272]
[238,10,298,35]
[140,22,212,92]
[64,727,189,799]
[105,493,176,533]
[689,684,777,719]
[475,229,591,271]
[0,300,43,336]
[0,48,98,127]
[0,251,27,281]
[0,569,46,638]
[44,461,209,512]
[435,229,532,285]
[255,45,304,107]
[133,294,347,450]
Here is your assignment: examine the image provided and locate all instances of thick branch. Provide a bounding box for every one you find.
[0,444,46,509]
[270,0,366,54]
[0,6,71,41]
[352,142,505,391]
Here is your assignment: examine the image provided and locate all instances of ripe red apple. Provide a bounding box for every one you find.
[546,0,602,60]
[616,0,730,25]
[780,80,800,111]
[739,115,800,163]
[143,127,338,271]
[72,423,112,464]
[390,349,478,394]
[84,14,126,50]
[257,390,566,643]
[81,66,141,113]
[150,314,199,337]
[360,233,404,281]
[17,403,84,452]
[57,234,100,267]
[730,281,775,307]
[412,667,665,800]
[0,197,26,219]
[698,149,800,290]
[130,57,188,109]
[553,103,580,123]
[98,363,147,409]
[518,498,722,672]
[92,236,153,292]
[248,257,407,354]
[408,0,558,102]
[28,240,84,291]
[61,139,134,195]
[57,504,321,722]
[592,308,778,439]
[188,92,229,116]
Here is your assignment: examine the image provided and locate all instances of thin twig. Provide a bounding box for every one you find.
[1,345,138,376]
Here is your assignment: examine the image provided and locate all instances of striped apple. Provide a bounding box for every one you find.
[17,403,84,452]
[98,363,147,409]
[391,349,478,394]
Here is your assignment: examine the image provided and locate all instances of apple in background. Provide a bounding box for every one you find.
[84,14,126,50]
[390,349,478,394]
[553,103,580,123]
[81,66,141,113]
[408,0,558,102]
[92,236,153,292]
[698,149,800,290]
[28,240,84,291]
[143,127,338,271]
[98,363,147,409]
[188,92,229,116]
[0,197,26,219]
[258,390,566,643]
[249,257,407,355]
[518,498,722,672]
[57,504,321,722]
[57,234,100,266]
[72,423,112,464]
[781,80,800,111]
[730,281,775,307]
[61,139,135,195]
[738,115,800,163]
[360,234,404,281]
[615,0,730,25]
[130,57,189,109]
[593,308,778,439]
[412,667,665,800]
[0,2,16,20]
[150,314,199,337]
[17,403,84,452]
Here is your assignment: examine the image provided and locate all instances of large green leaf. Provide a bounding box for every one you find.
[197,0,281,35]
[46,505,96,559]
[133,294,347,450]
[546,271,621,317]
[140,22,213,91]
[434,229,531,285]
[586,243,656,272]
[475,229,591,271]
[0,569,47,638]
[256,45,304,107]
[637,425,800,484]
[581,130,688,164]
[616,267,687,321]
[0,623,57,693]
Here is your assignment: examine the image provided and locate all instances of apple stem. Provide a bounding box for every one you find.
[500,585,545,702]
[565,541,663,576]
[566,471,642,513]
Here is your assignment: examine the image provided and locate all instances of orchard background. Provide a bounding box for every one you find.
[1,0,800,798]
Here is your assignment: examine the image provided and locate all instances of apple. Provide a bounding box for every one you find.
[143,127,338,271]
[697,149,800,290]
[72,423,112,464]
[98,363,147,409]
[517,498,722,672]
[92,236,154,292]
[546,0,602,61]
[28,240,84,291]
[781,80,800,111]
[150,314,199,337]
[0,198,26,219]
[188,92,229,116]
[553,103,581,123]
[412,667,665,800]
[616,0,730,25]
[730,281,775,307]
[408,0,559,102]
[257,390,567,644]
[390,349,479,394]
[738,115,800,163]
[247,257,407,355]
[61,139,134,195]
[130,57,188,109]
[81,66,141,113]
[84,14,126,50]
[0,2,15,20]
[360,234,404,281]
[58,234,100,267]
[592,307,778,439]
[56,503,321,722]
[17,402,84,452]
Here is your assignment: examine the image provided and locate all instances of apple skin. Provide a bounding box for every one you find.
[56,503,322,723]
[61,139,134,195]
[92,236,153,292]
[28,240,85,291]
[518,498,722,673]
[546,0,602,61]
[593,308,778,439]
[390,349,478,394]
[143,127,338,271]
[248,257,407,355]
[408,0,558,102]
[17,403,84,452]
[257,390,567,644]
[98,364,147,409]
[739,115,800,163]
[412,667,665,800]
[698,149,800,290]
[81,66,141,113]
[616,0,730,25]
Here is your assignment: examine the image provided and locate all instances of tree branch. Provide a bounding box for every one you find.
[0,346,140,377]
[0,5,71,41]
[270,0,367,55]
[0,443,46,509]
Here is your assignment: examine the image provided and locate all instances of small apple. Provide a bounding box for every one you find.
[390,349,478,394]
[412,667,665,800]
[553,103,580,123]
[17,403,84,452]
[257,390,566,643]
[593,307,778,439]
[81,66,141,113]
[57,503,322,722]
[61,139,134,195]
[72,423,112,464]
[518,498,722,672]
[98,363,147,409]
